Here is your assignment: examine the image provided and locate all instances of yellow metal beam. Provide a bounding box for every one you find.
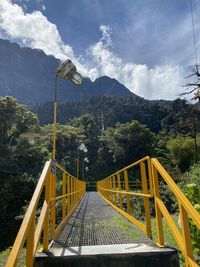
[140,162,152,238]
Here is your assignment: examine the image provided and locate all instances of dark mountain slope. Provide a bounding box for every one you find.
[0,39,139,105]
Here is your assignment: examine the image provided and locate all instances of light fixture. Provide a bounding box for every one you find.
[56,59,83,85]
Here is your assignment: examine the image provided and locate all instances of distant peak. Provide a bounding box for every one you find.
[94,76,114,82]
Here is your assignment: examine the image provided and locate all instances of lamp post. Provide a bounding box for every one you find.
[52,59,83,161]
[82,157,89,180]
[50,59,83,240]
[76,143,88,179]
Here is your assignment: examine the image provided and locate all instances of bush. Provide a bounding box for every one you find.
[166,136,196,172]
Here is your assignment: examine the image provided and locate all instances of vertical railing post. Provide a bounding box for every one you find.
[74,178,76,204]
[106,179,109,200]
[179,204,193,267]
[62,172,67,220]
[117,173,123,209]
[108,179,111,200]
[43,170,50,251]
[113,175,116,205]
[26,211,35,267]
[124,170,131,214]
[140,162,152,238]
[147,157,153,196]
[106,179,108,200]
[151,162,164,246]
[67,175,71,213]
[78,180,80,201]
[70,176,73,207]
[109,177,112,202]
[50,172,56,240]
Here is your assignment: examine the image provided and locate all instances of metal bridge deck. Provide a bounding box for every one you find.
[35,192,179,266]
[52,192,154,248]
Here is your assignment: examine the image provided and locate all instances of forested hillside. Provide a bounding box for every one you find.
[33,95,199,134]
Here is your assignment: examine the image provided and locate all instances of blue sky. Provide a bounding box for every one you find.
[0,0,200,100]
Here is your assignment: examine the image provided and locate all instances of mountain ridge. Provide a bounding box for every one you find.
[0,38,140,105]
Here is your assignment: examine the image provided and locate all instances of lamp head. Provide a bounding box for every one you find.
[56,59,83,85]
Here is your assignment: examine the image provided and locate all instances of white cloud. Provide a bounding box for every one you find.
[88,26,184,99]
[0,0,185,100]
[0,0,72,58]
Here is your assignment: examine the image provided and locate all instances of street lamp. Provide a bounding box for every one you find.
[52,59,83,161]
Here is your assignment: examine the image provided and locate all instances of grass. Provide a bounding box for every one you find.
[0,247,25,267]
[0,248,10,267]
[151,215,179,248]
[102,215,139,239]
[151,215,186,266]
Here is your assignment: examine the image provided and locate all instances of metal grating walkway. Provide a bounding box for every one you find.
[52,192,155,248]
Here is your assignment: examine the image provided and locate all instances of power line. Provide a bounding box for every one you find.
[189,0,198,70]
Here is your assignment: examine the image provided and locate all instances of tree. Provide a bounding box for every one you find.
[166,136,197,173]
[0,96,38,145]
[36,124,85,175]
[181,65,200,101]
[100,120,156,170]
[70,114,100,179]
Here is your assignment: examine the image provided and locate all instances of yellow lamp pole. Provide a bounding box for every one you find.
[50,59,83,239]
[52,59,83,161]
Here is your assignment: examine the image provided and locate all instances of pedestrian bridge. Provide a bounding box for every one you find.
[5,157,200,267]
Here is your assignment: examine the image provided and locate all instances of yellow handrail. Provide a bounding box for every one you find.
[97,157,200,267]
[97,156,153,238]
[151,158,200,267]
[5,160,86,267]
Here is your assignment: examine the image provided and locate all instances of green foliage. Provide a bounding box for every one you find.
[0,96,38,144]
[182,162,200,185]
[159,183,178,213]
[101,120,156,169]
[0,174,35,249]
[33,96,170,133]
[179,163,200,255]
[0,97,48,249]
[166,136,197,172]
[70,114,100,178]
[37,124,84,175]
[33,97,200,136]
[183,183,200,252]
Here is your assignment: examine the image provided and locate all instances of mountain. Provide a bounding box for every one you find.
[0,38,138,105]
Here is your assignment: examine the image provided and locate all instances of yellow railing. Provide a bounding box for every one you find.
[97,156,153,238]
[97,157,200,267]
[5,160,86,267]
[151,158,200,267]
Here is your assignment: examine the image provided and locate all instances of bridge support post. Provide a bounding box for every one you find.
[43,170,50,251]
[62,173,67,219]
[152,164,164,247]
[67,175,71,213]
[50,173,56,240]
[179,204,193,267]
[108,177,112,202]
[140,162,152,238]
[124,170,131,215]
[117,173,123,209]
[112,176,117,205]
[26,211,35,267]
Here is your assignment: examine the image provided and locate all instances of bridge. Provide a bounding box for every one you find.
[5,156,200,267]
